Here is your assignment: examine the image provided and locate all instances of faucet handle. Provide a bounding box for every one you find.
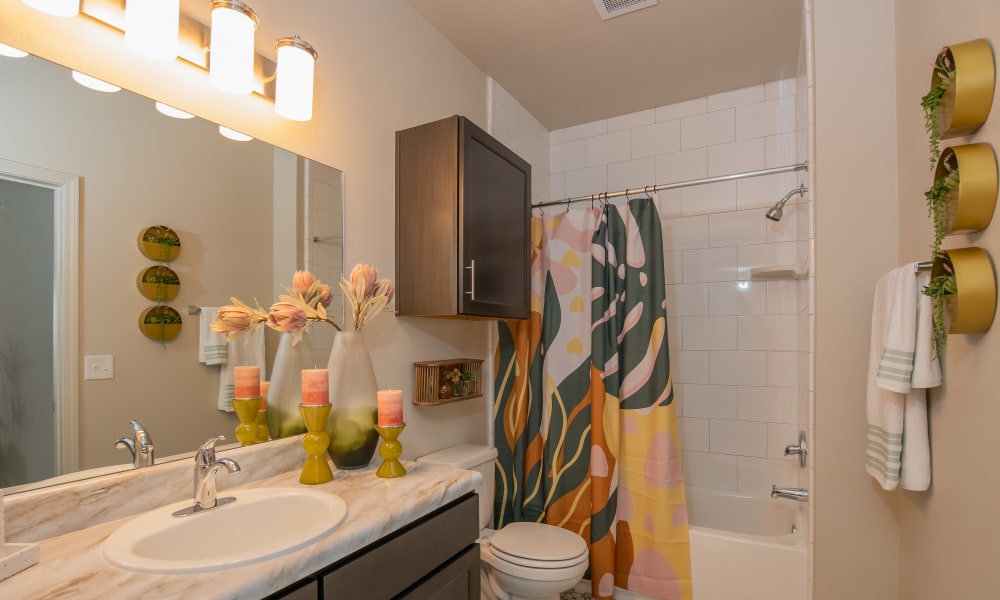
[784,430,808,468]
[197,435,226,465]
[115,437,136,462]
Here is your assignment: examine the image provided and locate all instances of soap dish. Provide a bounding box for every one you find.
[0,543,40,582]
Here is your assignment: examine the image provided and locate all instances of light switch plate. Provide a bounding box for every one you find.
[84,355,114,380]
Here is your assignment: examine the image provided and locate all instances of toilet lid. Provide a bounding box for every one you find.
[490,522,588,568]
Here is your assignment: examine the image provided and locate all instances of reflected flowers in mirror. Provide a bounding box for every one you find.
[212,270,342,345]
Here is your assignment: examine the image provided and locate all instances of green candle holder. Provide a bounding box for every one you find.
[374,424,406,479]
[255,410,271,443]
[298,404,334,485]
[231,397,262,447]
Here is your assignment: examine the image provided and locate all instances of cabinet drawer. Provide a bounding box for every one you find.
[322,494,478,599]
[398,544,480,600]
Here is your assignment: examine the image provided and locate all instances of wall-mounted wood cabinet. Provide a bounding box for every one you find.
[396,115,530,319]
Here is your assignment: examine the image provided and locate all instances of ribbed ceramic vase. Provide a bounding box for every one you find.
[325,330,380,469]
[266,331,317,438]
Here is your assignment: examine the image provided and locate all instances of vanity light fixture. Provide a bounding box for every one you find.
[0,43,29,58]
[71,70,121,92]
[219,126,253,141]
[125,0,180,62]
[274,36,318,122]
[21,0,78,18]
[155,102,195,119]
[209,0,259,95]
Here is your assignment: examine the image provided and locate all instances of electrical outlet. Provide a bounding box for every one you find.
[84,355,114,380]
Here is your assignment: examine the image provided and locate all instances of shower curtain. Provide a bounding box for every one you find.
[495,198,692,600]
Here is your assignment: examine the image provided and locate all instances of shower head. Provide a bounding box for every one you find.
[765,185,808,222]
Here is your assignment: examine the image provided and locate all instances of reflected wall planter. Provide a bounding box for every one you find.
[139,306,183,342]
[136,265,181,302]
[137,225,181,262]
[933,247,997,334]
[938,143,998,234]
[937,39,996,139]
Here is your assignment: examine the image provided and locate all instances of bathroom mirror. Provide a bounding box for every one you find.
[0,52,344,492]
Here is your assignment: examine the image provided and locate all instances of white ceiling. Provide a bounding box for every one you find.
[406,0,803,130]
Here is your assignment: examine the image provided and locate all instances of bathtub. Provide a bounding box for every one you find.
[686,485,808,600]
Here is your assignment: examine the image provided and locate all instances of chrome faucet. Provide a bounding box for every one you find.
[173,435,241,517]
[114,420,155,468]
[771,485,809,502]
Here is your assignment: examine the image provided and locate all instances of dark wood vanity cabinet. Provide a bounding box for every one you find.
[396,115,531,320]
[267,493,480,600]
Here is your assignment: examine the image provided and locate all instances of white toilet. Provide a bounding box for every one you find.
[418,444,588,600]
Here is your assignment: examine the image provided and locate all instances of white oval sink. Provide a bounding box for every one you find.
[103,487,348,574]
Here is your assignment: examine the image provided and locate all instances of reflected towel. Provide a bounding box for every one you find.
[218,327,265,412]
[198,307,228,365]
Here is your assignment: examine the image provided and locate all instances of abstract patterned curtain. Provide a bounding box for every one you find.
[495,198,692,600]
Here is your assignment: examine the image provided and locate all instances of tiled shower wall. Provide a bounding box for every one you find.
[549,80,812,495]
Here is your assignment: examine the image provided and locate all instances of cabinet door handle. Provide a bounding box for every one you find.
[465,260,476,301]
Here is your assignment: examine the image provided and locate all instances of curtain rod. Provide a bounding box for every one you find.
[533,162,809,209]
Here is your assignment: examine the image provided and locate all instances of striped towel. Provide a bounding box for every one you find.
[866,264,926,490]
[198,307,228,365]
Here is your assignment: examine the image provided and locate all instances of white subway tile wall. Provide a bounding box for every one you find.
[549,77,809,494]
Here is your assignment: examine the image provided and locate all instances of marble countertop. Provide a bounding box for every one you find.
[0,461,480,599]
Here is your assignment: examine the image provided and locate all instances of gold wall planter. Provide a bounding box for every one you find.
[937,39,995,139]
[933,247,996,334]
[136,265,181,302]
[137,225,181,262]
[139,305,183,342]
[937,143,998,234]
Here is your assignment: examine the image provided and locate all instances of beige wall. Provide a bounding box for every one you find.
[894,2,1000,598]
[0,0,492,468]
[812,0,901,598]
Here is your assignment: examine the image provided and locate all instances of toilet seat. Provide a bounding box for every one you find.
[488,522,588,570]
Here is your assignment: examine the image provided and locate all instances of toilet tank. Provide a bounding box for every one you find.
[417,444,498,530]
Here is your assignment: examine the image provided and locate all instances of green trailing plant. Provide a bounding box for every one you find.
[922,253,957,354]
[144,311,182,325]
[921,49,956,168]
[141,270,180,285]
[924,152,960,259]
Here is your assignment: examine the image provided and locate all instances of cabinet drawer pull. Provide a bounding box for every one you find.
[465,260,476,301]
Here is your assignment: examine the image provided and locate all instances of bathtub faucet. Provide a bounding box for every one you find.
[771,485,809,502]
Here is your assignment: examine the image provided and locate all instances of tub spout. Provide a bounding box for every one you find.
[771,485,809,502]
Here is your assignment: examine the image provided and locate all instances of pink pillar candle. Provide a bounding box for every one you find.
[377,389,404,427]
[259,381,270,410]
[301,369,330,406]
[234,366,260,399]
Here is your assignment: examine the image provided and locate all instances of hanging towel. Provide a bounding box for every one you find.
[198,307,228,365]
[218,328,265,412]
[866,264,941,491]
[899,270,941,491]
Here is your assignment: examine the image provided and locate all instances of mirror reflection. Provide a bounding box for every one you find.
[0,52,344,491]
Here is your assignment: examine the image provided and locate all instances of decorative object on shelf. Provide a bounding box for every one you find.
[137,225,181,262]
[212,270,340,438]
[928,144,998,255]
[255,380,271,443]
[138,305,182,342]
[298,368,333,484]
[925,247,997,352]
[136,265,180,302]
[326,264,394,470]
[374,424,406,479]
[413,359,485,406]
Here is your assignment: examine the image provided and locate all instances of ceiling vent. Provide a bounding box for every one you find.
[592,0,658,20]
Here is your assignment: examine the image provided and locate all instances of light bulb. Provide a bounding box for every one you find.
[21,0,79,17]
[209,0,258,95]
[219,126,253,142]
[274,37,317,121]
[0,43,28,58]
[71,71,121,93]
[125,0,180,62]
[155,102,194,119]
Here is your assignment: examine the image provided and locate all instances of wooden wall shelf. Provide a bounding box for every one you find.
[413,359,485,406]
